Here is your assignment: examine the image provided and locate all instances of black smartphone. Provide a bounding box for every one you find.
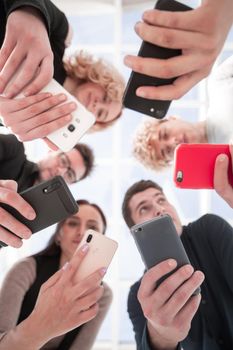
[131,215,200,295]
[123,0,192,119]
[0,176,79,247]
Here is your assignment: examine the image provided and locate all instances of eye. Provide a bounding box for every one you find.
[139,205,150,215]
[88,224,100,232]
[67,220,79,227]
[157,197,165,204]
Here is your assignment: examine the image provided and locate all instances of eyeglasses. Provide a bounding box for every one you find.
[57,153,76,183]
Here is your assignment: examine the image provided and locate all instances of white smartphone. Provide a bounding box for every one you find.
[40,79,96,152]
[8,75,95,152]
[74,229,118,282]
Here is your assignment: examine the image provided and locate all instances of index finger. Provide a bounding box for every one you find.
[23,55,54,96]
[139,259,177,299]
[214,153,233,208]
[142,6,205,32]
[0,187,36,220]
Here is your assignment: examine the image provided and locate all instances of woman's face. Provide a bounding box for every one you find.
[74,81,122,124]
[58,204,105,260]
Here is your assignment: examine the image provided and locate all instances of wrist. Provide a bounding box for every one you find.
[147,322,178,350]
[19,311,51,348]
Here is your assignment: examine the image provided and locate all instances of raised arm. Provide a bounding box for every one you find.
[124,0,233,101]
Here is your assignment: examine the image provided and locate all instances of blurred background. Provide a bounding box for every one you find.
[0,1,233,349]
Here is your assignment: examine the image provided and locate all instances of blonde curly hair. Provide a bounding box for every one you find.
[132,118,172,171]
[64,51,125,131]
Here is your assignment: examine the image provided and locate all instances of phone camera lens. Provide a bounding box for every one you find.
[138,227,142,232]
[68,124,75,132]
[176,170,183,183]
[155,109,165,119]
[86,234,93,243]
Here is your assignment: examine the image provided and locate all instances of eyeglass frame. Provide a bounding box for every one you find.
[57,152,77,183]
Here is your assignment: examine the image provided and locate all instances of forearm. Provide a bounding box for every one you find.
[147,322,178,350]
[0,313,49,350]
[3,0,66,36]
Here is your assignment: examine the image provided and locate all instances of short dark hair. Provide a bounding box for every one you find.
[122,180,163,228]
[34,199,107,258]
[73,143,95,180]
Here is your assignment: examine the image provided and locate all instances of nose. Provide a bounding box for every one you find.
[56,167,67,177]
[153,203,165,217]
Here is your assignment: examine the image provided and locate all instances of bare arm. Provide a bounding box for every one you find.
[0,6,53,98]
[137,260,204,349]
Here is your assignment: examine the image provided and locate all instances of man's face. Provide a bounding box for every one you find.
[38,148,86,184]
[149,118,199,164]
[129,187,182,235]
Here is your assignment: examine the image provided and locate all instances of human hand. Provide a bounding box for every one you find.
[28,244,106,344]
[214,145,233,208]
[0,93,77,142]
[0,180,36,248]
[124,0,233,100]
[0,7,54,98]
[138,259,204,349]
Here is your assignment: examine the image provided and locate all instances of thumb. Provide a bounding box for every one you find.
[0,179,18,192]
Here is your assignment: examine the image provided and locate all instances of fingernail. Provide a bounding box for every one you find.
[44,93,52,98]
[134,21,141,33]
[100,267,107,276]
[168,259,176,267]
[185,265,193,274]
[62,262,69,270]
[65,115,72,121]
[124,56,133,67]
[218,154,227,162]
[3,92,12,98]
[136,88,146,98]
[69,102,77,109]
[143,10,152,20]
[27,211,36,220]
[81,243,89,253]
[59,94,67,101]
[22,229,31,239]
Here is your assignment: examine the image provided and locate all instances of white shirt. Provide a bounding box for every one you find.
[206,55,233,144]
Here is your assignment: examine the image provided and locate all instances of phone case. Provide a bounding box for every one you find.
[74,229,118,281]
[41,79,96,152]
[123,0,192,119]
[174,144,233,189]
[0,176,79,247]
[131,215,200,294]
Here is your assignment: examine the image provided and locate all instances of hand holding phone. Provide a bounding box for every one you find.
[174,144,233,189]
[40,79,95,152]
[0,176,78,247]
[123,0,192,119]
[131,215,200,295]
[74,229,118,282]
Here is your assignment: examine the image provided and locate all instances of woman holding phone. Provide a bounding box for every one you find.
[0,199,112,350]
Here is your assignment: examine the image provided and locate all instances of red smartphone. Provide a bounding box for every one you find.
[173,144,233,189]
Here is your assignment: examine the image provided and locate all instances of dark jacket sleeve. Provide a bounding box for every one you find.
[2,0,68,39]
[1,0,68,83]
[128,280,182,350]
[0,134,26,180]
[203,214,233,292]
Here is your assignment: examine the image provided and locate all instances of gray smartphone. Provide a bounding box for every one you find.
[0,176,79,247]
[131,215,200,295]
[123,0,192,119]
